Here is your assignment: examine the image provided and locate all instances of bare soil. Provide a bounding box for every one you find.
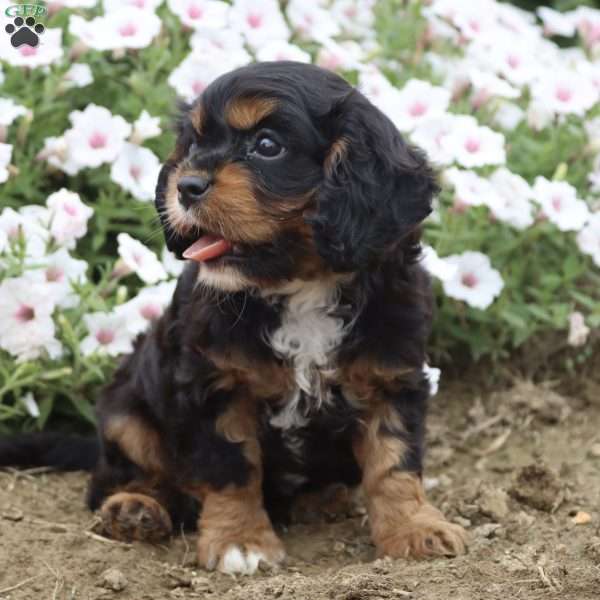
[1,380,599,600]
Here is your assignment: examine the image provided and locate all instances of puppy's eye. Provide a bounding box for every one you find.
[253,135,284,159]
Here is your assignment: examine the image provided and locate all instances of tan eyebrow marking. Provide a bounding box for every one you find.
[225,97,278,130]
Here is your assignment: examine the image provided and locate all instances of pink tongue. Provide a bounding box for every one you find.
[182,235,233,262]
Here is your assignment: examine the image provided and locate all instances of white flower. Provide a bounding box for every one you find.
[47,189,94,248]
[130,110,162,144]
[115,280,176,335]
[567,312,590,347]
[531,71,598,117]
[441,251,504,310]
[410,115,478,167]
[104,0,163,11]
[255,40,311,63]
[162,246,185,278]
[229,0,290,50]
[315,39,364,72]
[189,27,247,55]
[286,0,340,42]
[53,0,97,7]
[26,248,87,309]
[577,211,600,267]
[468,69,520,106]
[20,392,40,418]
[80,312,135,357]
[330,0,375,39]
[39,135,82,176]
[526,100,555,131]
[488,168,535,230]
[0,143,12,183]
[533,177,590,232]
[0,275,62,362]
[110,143,161,202]
[421,245,457,282]
[167,0,230,29]
[443,167,499,209]
[65,104,132,169]
[387,79,451,133]
[0,206,48,258]
[117,233,167,284]
[63,63,93,88]
[492,102,524,130]
[0,98,27,127]
[571,6,600,50]
[0,27,63,68]
[70,8,162,51]
[168,54,249,102]
[537,7,576,37]
[441,123,506,168]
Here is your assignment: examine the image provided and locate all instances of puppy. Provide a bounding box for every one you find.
[12,61,468,574]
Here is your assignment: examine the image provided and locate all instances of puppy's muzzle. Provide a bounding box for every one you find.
[178,175,213,209]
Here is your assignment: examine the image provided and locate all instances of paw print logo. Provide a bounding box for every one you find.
[5,16,45,48]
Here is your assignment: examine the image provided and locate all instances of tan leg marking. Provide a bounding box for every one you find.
[355,405,467,559]
[193,398,285,574]
[103,415,166,475]
[99,492,172,543]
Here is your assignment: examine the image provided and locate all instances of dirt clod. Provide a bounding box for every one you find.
[477,485,510,521]
[100,568,128,592]
[509,463,563,512]
[571,511,592,525]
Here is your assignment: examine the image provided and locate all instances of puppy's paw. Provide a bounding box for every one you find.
[375,503,467,559]
[100,492,172,543]
[197,521,285,575]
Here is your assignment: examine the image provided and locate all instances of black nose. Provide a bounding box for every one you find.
[177,175,212,208]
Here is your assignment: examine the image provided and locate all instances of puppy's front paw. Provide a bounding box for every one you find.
[100,492,172,543]
[197,517,285,575]
[376,503,467,559]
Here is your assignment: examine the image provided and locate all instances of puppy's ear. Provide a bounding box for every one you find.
[155,162,189,259]
[308,91,438,272]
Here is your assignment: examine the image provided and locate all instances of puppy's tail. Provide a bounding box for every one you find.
[0,433,98,471]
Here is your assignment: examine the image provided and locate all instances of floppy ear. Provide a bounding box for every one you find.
[155,162,190,259]
[308,91,438,272]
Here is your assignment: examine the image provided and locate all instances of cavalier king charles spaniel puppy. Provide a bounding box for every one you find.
[3,61,467,574]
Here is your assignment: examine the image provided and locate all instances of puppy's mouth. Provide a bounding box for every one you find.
[181,233,246,263]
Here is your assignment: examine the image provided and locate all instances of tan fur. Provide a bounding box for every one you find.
[226,97,277,130]
[324,136,348,176]
[190,104,204,134]
[99,492,173,543]
[193,394,285,570]
[341,360,417,406]
[104,415,165,475]
[355,405,467,558]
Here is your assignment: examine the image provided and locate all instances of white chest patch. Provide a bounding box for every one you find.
[267,281,346,429]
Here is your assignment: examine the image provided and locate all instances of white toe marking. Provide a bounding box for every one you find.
[221,546,247,574]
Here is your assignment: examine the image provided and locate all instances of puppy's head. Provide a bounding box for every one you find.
[156,61,437,291]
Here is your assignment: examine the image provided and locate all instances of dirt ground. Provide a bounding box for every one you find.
[1,380,599,600]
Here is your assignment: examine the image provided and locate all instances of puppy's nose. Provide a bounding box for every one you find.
[177,175,212,208]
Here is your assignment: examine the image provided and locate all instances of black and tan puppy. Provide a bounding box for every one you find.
[2,61,467,574]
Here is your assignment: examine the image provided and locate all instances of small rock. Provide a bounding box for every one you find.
[589,443,600,458]
[572,511,592,525]
[1,508,24,521]
[333,541,346,552]
[191,576,211,593]
[478,485,510,521]
[100,568,128,592]
[454,516,472,529]
[473,523,501,539]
